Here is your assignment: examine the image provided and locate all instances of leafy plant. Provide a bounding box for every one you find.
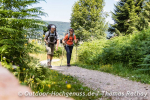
[0,0,47,81]
[54,47,63,57]
[78,28,150,70]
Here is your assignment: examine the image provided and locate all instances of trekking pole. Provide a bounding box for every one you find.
[60,32,65,67]
[75,44,77,66]
[60,43,63,67]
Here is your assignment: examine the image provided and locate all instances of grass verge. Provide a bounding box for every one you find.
[77,62,150,84]
[30,68,102,100]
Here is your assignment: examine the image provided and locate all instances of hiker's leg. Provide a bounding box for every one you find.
[47,54,51,66]
[49,44,55,66]
[50,55,53,60]
[47,55,52,66]
[66,46,71,64]
[47,54,51,59]
[46,44,54,66]
[69,46,73,61]
[46,45,51,66]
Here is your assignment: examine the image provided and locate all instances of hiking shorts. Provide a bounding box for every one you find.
[46,44,55,56]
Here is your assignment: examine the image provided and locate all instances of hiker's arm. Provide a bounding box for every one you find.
[44,39,48,45]
[62,36,67,44]
[75,39,78,44]
[62,38,65,44]
[56,33,59,51]
[44,32,48,44]
[44,38,46,42]
[56,39,59,50]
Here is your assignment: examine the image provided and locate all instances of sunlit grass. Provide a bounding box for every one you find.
[52,47,78,66]
[30,68,102,100]
[77,62,150,84]
[29,45,78,66]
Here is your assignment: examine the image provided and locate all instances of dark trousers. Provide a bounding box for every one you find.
[65,46,73,64]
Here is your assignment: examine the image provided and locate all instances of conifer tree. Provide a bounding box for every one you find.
[135,0,149,31]
[108,0,145,35]
[142,0,150,22]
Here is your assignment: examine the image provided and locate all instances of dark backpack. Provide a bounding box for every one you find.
[46,24,57,44]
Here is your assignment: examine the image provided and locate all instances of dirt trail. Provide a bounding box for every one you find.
[50,65,150,100]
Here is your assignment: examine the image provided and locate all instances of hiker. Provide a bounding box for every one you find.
[62,28,78,66]
[44,24,59,68]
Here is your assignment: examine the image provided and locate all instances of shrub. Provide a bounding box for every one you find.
[0,0,47,81]
[78,28,150,70]
[53,47,63,57]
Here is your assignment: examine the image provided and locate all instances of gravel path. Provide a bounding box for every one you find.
[50,66,150,100]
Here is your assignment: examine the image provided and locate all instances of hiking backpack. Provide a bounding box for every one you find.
[46,24,57,44]
[65,32,75,42]
[63,31,75,46]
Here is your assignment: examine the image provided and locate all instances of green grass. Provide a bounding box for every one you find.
[30,68,102,100]
[76,62,150,84]
[52,46,78,66]
[2,59,102,100]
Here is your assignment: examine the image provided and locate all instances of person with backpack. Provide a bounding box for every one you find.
[62,28,78,66]
[44,24,59,68]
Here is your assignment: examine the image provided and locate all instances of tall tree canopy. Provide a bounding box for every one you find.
[70,0,108,41]
[108,0,145,35]
[142,0,150,22]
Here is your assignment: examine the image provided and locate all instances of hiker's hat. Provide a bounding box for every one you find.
[47,24,57,31]
[51,25,56,28]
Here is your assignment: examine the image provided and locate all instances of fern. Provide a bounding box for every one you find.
[0,0,47,81]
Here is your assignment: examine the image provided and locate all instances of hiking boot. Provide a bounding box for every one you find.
[48,66,52,68]
[47,62,52,68]
[67,64,71,67]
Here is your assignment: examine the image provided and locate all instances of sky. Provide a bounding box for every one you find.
[32,0,120,24]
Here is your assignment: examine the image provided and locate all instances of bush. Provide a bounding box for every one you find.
[78,28,150,71]
[0,0,47,81]
[53,47,63,57]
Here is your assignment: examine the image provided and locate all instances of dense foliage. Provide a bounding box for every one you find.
[108,0,149,35]
[78,28,150,73]
[0,0,47,80]
[70,0,108,41]
[141,0,150,23]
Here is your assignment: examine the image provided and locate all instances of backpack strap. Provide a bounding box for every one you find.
[67,33,74,41]
[48,31,50,37]
[65,33,75,46]
[46,31,57,44]
[55,31,57,44]
[46,31,50,40]
[67,33,70,41]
